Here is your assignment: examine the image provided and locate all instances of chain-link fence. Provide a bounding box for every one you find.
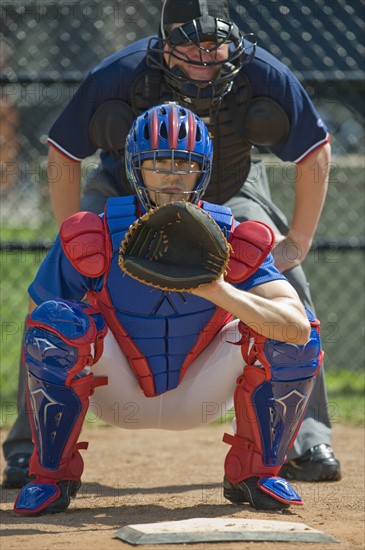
[1,1,364,401]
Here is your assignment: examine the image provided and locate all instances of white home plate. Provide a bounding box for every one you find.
[114,517,337,545]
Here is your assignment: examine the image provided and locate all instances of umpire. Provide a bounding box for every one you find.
[3,0,341,487]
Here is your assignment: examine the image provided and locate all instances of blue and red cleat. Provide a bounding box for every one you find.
[14,477,81,515]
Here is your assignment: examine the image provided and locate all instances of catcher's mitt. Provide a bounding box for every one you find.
[118,202,231,292]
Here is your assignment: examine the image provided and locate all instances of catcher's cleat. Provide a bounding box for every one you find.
[14,478,81,515]
[223,475,304,510]
[279,444,342,482]
[2,453,34,489]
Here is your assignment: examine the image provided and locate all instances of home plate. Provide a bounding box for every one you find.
[114,517,338,545]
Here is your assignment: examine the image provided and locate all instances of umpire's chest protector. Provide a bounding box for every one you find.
[203,72,290,204]
[60,197,273,397]
[129,69,289,205]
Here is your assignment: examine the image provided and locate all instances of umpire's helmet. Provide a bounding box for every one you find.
[146,0,256,114]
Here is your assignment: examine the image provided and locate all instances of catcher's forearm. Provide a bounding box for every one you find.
[193,280,310,344]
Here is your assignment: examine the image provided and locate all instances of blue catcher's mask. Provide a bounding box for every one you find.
[125,102,213,210]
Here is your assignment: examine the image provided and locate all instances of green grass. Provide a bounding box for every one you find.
[1,226,57,243]
[324,370,365,426]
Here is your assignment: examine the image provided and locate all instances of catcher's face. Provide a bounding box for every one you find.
[141,158,200,206]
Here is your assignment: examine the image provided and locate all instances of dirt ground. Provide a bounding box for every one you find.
[0,423,364,550]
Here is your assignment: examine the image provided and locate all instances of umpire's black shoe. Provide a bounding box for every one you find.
[279,444,342,482]
[2,453,34,489]
[223,476,290,511]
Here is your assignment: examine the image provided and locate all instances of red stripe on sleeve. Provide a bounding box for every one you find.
[47,140,81,163]
[297,135,331,164]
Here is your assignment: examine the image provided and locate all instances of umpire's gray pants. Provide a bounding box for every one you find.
[2,161,332,462]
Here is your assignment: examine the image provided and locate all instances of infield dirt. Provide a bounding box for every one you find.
[1,423,364,550]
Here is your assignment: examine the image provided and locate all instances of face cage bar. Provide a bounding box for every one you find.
[133,150,210,175]
[131,149,211,209]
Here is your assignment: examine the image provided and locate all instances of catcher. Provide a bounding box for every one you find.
[14,103,323,516]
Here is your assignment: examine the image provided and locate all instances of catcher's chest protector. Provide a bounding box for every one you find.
[61,197,272,397]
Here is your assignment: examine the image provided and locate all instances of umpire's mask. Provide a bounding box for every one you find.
[147,0,256,115]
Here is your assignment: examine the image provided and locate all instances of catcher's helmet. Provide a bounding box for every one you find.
[146,0,256,114]
[125,102,213,210]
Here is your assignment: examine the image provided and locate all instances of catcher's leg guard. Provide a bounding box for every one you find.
[223,310,323,509]
[14,300,108,515]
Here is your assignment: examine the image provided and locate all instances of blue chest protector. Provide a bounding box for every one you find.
[95,197,235,396]
[59,196,275,397]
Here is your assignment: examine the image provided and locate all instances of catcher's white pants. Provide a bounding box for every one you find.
[89,320,244,430]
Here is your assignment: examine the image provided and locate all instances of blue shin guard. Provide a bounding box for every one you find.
[14,300,107,515]
[224,311,323,507]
